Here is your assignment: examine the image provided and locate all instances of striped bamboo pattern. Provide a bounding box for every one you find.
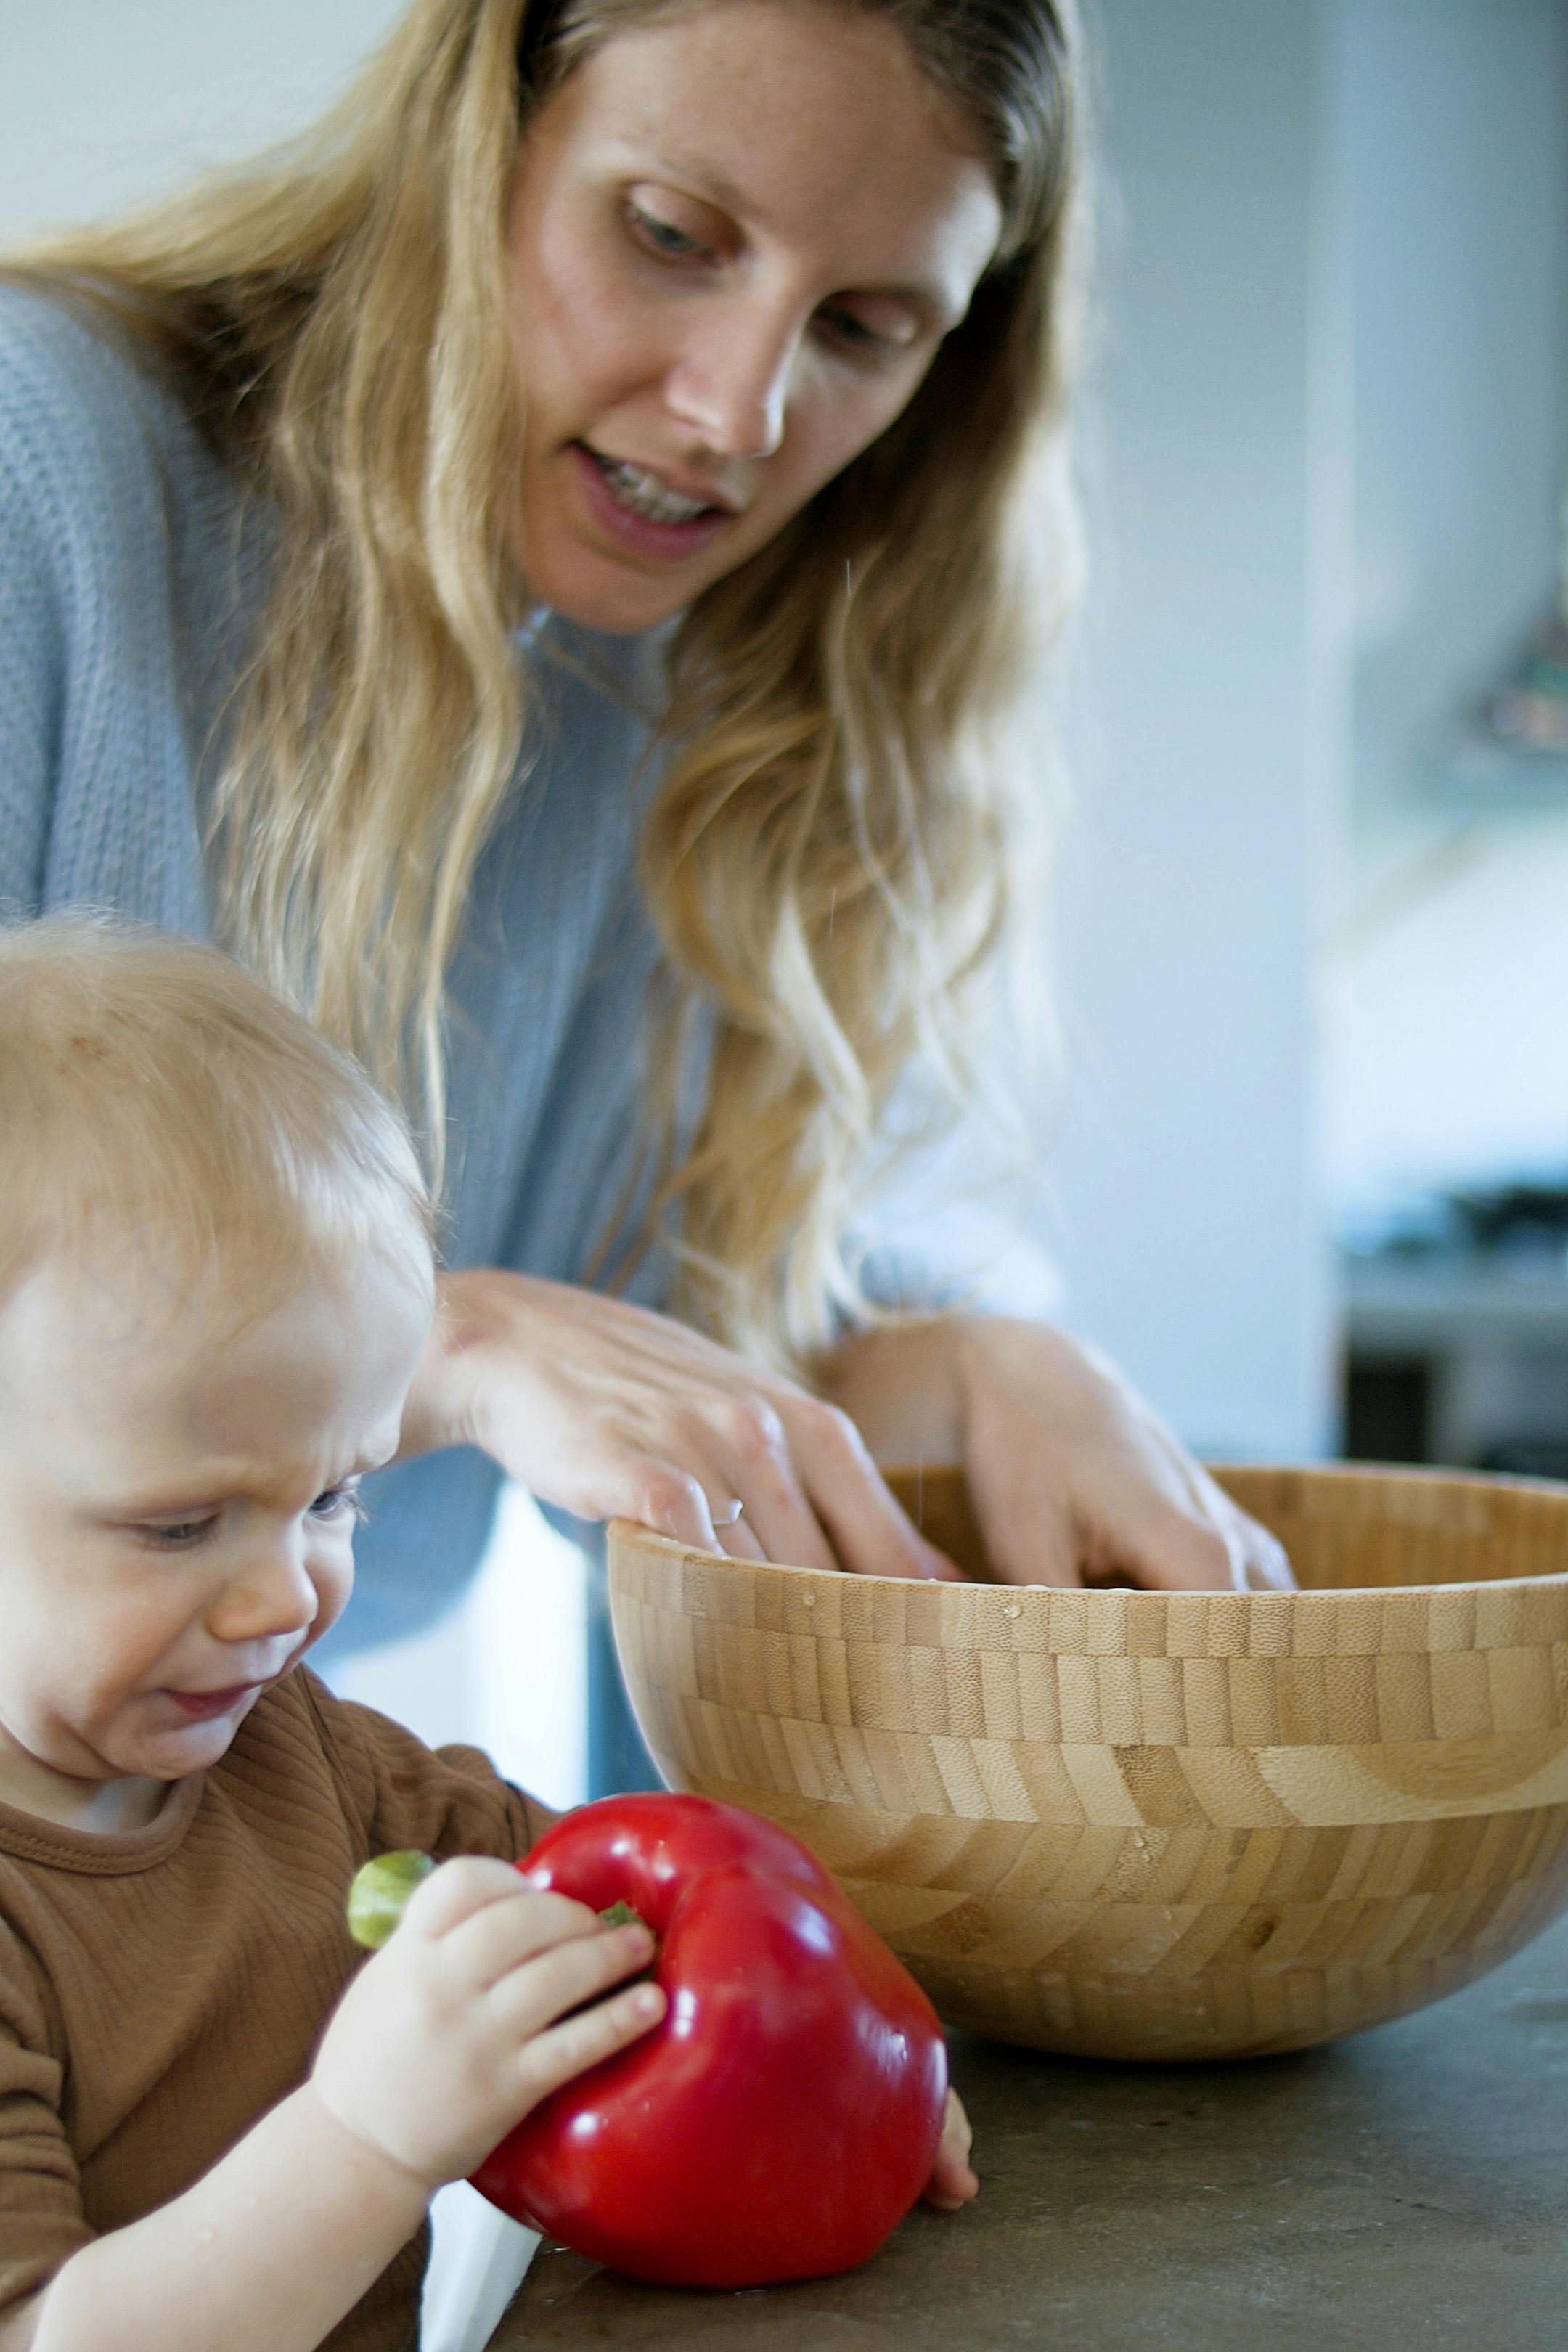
[608,1464,1568,2058]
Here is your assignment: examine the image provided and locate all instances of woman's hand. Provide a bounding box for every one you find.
[402,1271,1290,1593]
[821,1315,1294,1593]
[399,1270,957,1579]
[312,1857,665,2192]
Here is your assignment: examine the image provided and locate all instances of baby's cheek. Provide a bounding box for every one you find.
[309,1536,357,1624]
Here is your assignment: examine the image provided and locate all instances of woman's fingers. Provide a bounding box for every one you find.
[605,1445,835,1572]
[683,1391,844,1573]
[621,1457,726,1551]
[944,1319,1298,1596]
[980,1450,1261,1594]
[1095,1505,1246,1593]
[687,1391,960,1580]
[1188,1465,1294,1591]
[420,1270,964,1580]
[994,1493,1281,1594]
[779,1395,961,1580]
[1076,1437,1297,1596]
[1243,1523,1295,1591]
[453,1266,1283,1596]
[983,1511,1083,1590]
[618,1396,950,1584]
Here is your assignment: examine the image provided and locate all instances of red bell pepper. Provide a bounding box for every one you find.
[479,1792,948,2287]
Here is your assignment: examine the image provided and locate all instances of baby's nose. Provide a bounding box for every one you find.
[208,1543,319,1643]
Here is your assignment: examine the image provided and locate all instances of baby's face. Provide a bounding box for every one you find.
[0,1242,432,1828]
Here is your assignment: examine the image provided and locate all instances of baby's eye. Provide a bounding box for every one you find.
[141,1516,220,1552]
[309,1482,367,1524]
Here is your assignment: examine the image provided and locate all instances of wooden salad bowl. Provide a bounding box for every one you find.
[608,1463,1568,2060]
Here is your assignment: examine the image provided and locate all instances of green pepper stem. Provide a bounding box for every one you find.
[600,1899,660,1989]
[346,1850,436,1950]
[346,1861,661,1981]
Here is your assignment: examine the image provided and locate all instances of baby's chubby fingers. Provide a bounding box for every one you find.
[399,1858,666,2090]
[482,1903,658,2044]
[315,1859,662,2189]
[405,1857,611,1990]
[506,1967,667,2111]
[922,2088,979,2212]
[396,1854,589,1945]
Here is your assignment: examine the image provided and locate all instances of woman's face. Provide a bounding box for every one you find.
[502,0,1004,632]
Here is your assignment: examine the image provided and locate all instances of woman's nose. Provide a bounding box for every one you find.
[664,303,796,462]
[208,1540,320,1645]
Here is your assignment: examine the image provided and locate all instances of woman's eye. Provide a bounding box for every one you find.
[817,306,895,359]
[626,203,711,263]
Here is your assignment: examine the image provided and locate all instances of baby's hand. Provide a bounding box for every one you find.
[923,2088,979,2212]
[311,1856,664,2190]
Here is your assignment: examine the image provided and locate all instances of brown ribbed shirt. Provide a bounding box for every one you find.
[0,1668,552,2351]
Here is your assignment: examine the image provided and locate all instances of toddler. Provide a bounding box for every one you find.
[0,920,973,2352]
[0,919,671,2352]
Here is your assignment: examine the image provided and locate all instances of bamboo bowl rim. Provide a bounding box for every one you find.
[609,1461,1568,2060]
[608,1460,1568,1611]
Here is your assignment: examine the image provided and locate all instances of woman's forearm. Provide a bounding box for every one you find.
[26,2086,428,2352]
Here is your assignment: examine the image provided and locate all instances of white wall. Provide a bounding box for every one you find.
[0,2,405,236]
[1322,0,1568,1215]
[1327,818,1568,1205]
[1343,0,1568,846]
[1046,0,1342,1458]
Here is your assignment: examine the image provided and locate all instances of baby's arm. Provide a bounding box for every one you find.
[9,1861,661,2352]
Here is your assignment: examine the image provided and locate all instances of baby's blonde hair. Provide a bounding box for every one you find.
[0,918,436,1315]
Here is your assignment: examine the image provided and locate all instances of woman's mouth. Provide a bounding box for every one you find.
[570,444,732,562]
[591,449,717,523]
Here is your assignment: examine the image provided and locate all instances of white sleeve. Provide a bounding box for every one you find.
[846,1117,1063,1322]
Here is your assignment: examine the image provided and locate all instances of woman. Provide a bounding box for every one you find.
[0,0,1288,1774]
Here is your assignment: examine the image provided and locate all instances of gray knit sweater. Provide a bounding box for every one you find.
[0,286,1045,1656]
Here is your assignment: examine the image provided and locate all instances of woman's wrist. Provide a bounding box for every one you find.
[815,1312,971,1466]
[396,1268,498,1461]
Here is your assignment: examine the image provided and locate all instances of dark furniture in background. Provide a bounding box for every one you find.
[1342,1185,1568,1475]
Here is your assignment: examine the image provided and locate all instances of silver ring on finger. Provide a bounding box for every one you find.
[711,1498,745,1528]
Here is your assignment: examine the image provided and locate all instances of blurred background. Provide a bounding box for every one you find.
[4,0,1568,1794]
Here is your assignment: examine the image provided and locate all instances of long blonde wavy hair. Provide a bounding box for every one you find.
[12,0,1084,1368]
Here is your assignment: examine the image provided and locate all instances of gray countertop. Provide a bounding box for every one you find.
[486,1908,1568,2351]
